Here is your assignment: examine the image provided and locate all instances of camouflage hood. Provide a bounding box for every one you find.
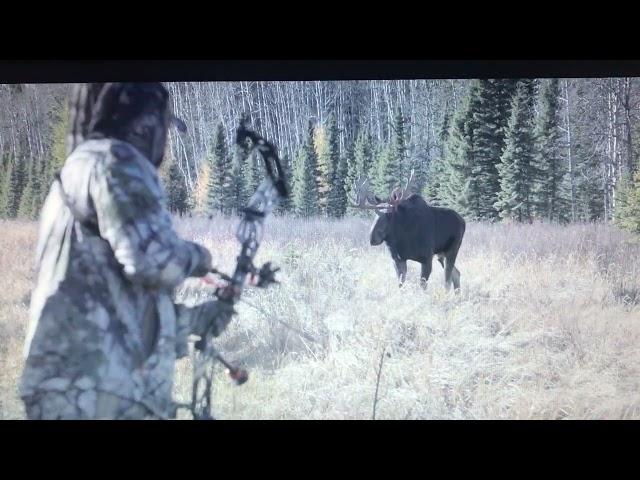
[67,83,185,167]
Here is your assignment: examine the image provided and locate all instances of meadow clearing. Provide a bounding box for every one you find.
[1,216,639,419]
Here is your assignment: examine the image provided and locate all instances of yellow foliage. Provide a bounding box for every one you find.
[194,162,211,214]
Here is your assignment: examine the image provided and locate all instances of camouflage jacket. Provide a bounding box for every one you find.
[20,138,214,419]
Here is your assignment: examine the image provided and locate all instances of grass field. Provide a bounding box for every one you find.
[1,216,639,419]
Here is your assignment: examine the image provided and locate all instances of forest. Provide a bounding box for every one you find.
[1,79,639,233]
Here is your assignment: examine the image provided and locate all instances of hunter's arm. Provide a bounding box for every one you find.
[90,145,210,289]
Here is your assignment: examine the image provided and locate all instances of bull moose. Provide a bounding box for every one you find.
[350,171,466,291]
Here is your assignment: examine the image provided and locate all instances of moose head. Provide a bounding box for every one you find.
[349,170,417,246]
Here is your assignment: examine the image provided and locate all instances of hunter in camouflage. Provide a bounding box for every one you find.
[20,83,234,419]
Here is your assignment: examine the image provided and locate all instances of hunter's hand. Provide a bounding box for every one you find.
[191,246,213,277]
[194,299,236,338]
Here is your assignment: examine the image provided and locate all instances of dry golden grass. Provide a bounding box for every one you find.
[0,220,37,419]
[1,216,639,419]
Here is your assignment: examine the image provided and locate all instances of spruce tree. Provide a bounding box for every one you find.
[331,151,348,218]
[391,107,408,180]
[440,81,481,217]
[355,129,374,180]
[6,158,27,218]
[37,152,49,208]
[423,158,443,205]
[575,157,604,221]
[373,143,395,198]
[343,138,360,208]
[345,128,373,201]
[410,151,429,198]
[166,160,189,216]
[45,99,69,191]
[0,155,10,218]
[532,79,570,222]
[18,159,35,219]
[205,124,231,214]
[30,157,43,218]
[274,152,293,214]
[372,108,408,197]
[292,143,319,217]
[424,109,452,205]
[572,118,605,221]
[494,82,536,222]
[471,79,518,220]
[325,115,345,217]
[306,120,321,209]
[614,171,640,235]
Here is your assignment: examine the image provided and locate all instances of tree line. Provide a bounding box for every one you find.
[1,80,639,234]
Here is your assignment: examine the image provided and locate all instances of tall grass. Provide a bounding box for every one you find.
[1,216,639,419]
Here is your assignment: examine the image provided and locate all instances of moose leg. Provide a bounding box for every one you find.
[444,249,460,292]
[394,259,407,287]
[451,266,461,291]
[437,254,445,269]
[420,259,432,290]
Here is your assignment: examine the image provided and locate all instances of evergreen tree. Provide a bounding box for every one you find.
[325,115,345,217]
[532,79,570,222]
[331,151,348,218]
[345,128,373,202]
[29,157,43,218]
[45,99,69,192]
[410,150,429,198]
[18,159,35,218]
[5,158,27,218]
[575,152,604,221]
[355,128,374,179]
[424,108,452,205]
[373,143,394,198]
[423,158,441,204]
[342,138,360,213]
[372,108,408,198]
[494,81,537,222]
[274,152,293,214]
[440,81,482,217]
[391,107,408,180]
[573,111,605,221]
[292,143,319,217]
[166,160,189,215]
[471,79,519,220]
[205,124,231,214]
[0,154,6,186]
[614,171,640,234]
[37,152,49,208]
[0,154,11,218]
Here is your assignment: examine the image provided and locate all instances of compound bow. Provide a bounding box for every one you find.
[189,121,289,420]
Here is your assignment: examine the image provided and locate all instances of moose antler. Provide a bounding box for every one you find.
[388,169,416,208]
[348,177,389,212]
